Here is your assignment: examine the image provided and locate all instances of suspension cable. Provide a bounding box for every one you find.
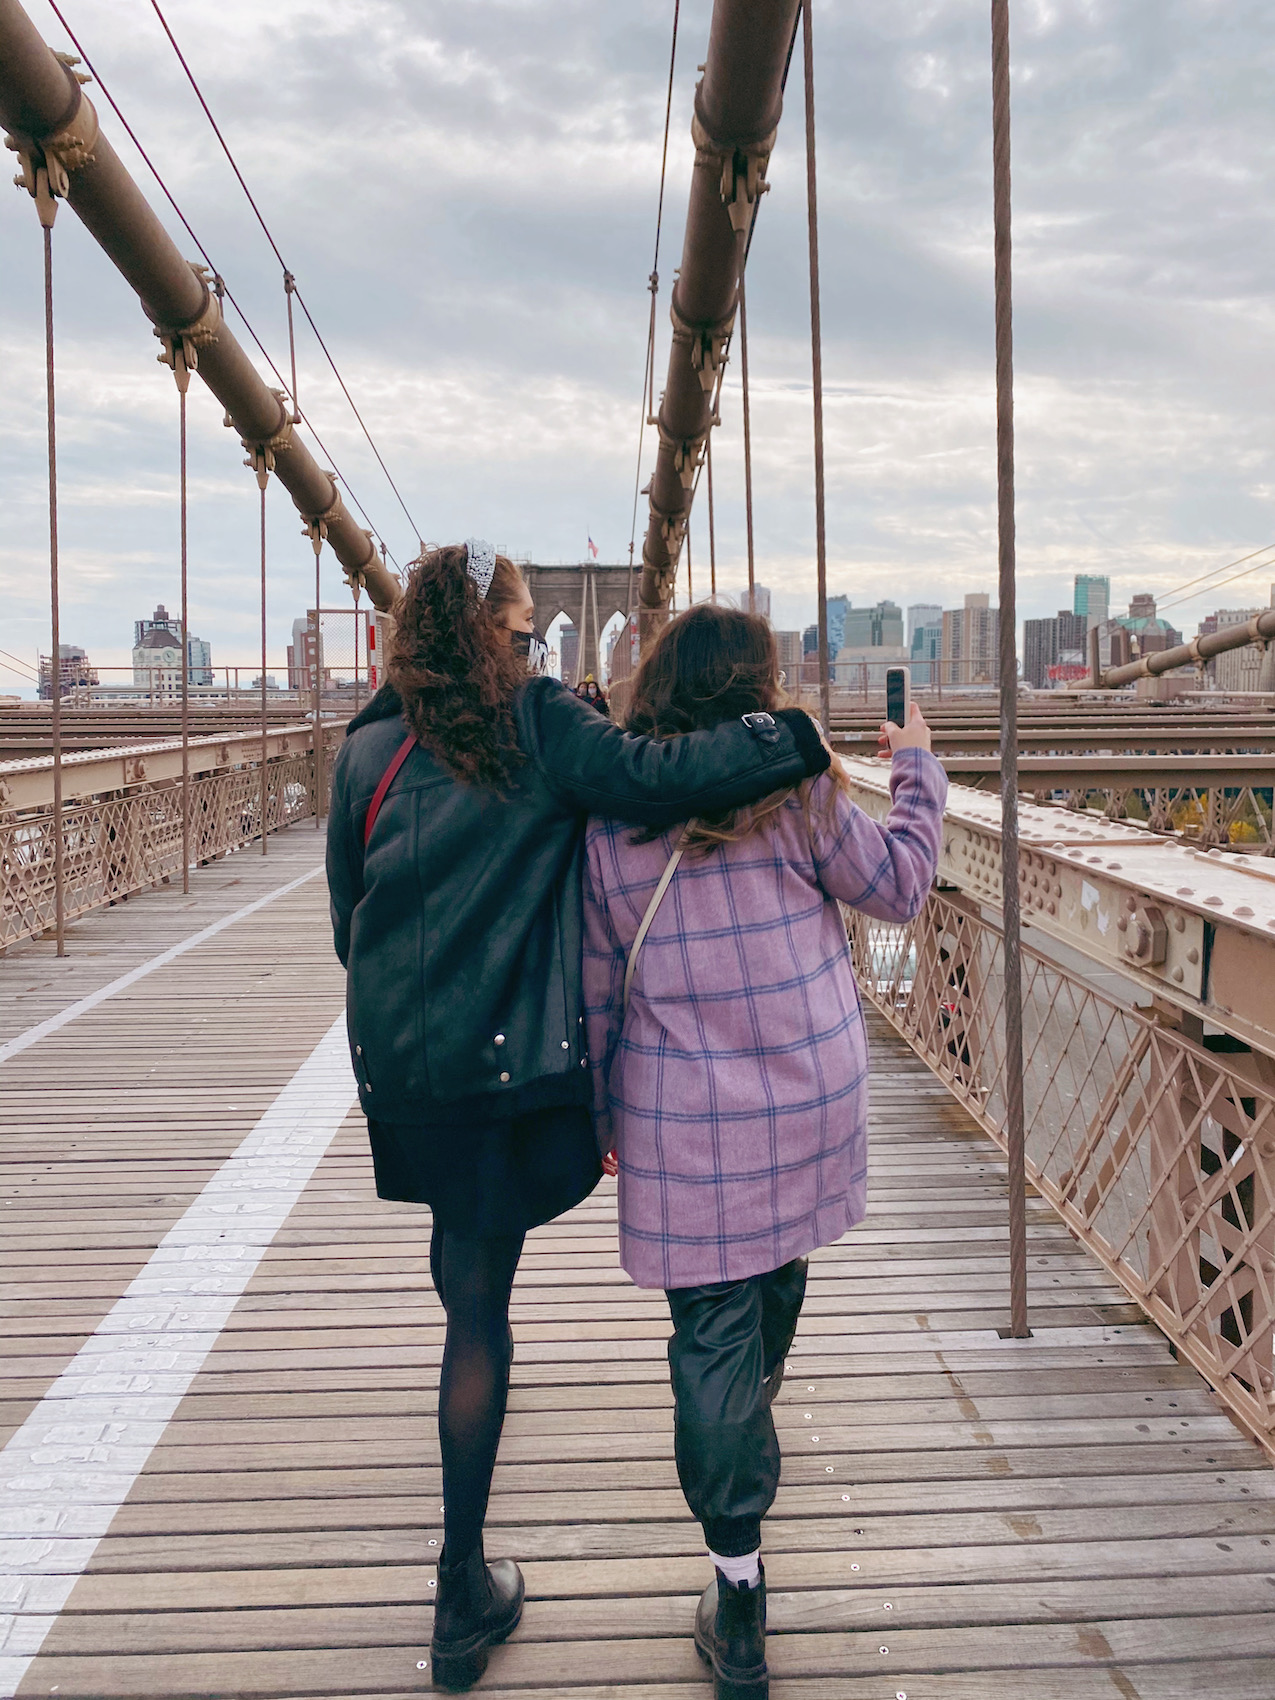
[144,0,423,543]
[737,260,756,614]
[990,0,1029,1340]
[179,386,190,891]
[705,432,717,597]
[43,1,406,567]
[801,0,831,733]
[42,218,66,956]
[626,0,681,625]
[258,476,269,856]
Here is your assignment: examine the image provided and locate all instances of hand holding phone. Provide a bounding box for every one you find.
[878,702,933,758]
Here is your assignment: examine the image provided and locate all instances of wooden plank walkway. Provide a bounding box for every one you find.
[2,822,1274,1698]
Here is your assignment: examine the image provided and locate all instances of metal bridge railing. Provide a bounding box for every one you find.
[0,727,340,950]
[850,886,1275,1455]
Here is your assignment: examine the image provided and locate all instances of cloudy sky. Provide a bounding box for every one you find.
[3,0,1275,688]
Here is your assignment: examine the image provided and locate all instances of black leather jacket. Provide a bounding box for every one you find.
[326,678,828,1123]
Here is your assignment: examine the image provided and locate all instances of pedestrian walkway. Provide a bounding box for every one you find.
[1,824,1272,1697]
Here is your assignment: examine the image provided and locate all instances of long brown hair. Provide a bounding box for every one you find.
[387,544,528,788]
[626,601,812,853]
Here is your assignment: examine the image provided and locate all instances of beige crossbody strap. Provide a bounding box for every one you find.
[622,831,688,1017]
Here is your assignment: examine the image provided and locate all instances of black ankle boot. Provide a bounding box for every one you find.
[693,1563,768,1700]
[430,1540,524,1691]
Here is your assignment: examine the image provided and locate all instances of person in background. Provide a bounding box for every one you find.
[582,602,946,1700]
[574,673,611,716]
[326,546,831,1691]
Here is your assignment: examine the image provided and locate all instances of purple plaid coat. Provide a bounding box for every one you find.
[583,748,948,1289]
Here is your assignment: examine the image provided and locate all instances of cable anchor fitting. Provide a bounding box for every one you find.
[669,293,735,394]
[153,264,222,393]
[242,390,294,486]
[341,531,379,597]
[6,81,99,228]
[691,106,774,234]
[302,476,345,558]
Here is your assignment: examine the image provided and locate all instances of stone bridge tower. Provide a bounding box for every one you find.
[523,561,632,685]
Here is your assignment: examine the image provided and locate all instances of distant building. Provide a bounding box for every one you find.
[750,584,772,620]
[287,616,329,692]
[1115,593,1181,655]
[38,644,98,700]
[907,603,942,650]
[802,624,819,657]
[941,593,999,686]
[132,625,185,698]
[1024,609,1088,688]
[774,631,803,681]
[835,644,910,691]
[134,604,181,647]
[560,622,580,684]
[1202,607,1264,692]
[909,610,943,687]
[1073,575,1110,628]
[606,614,639,686]
[843,600,904,650]
[188,636,213,686]
[826,595,849,656]
[133,605,211,692]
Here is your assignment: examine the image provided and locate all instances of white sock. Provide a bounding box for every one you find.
[709,1548,761,1587]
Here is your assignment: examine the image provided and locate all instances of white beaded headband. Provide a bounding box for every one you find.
[464,537,496,600]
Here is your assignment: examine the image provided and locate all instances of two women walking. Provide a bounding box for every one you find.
[327,545,945,1695]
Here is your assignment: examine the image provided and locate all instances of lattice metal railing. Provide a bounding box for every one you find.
[850,889,1275,1454]
[1,740,335,950]
[1061,783,1274,847]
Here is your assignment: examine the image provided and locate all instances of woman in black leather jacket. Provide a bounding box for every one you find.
[326,541,827,1689]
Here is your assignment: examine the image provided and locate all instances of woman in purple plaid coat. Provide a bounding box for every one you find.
[583,604,946,1700]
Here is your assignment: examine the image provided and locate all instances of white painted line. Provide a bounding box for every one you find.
[0,862,325,1066]
[0,1014,358,1692]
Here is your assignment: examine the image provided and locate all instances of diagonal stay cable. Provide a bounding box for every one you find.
[626,0,681,620]
[145,0,423,545]
[41,1,404,571]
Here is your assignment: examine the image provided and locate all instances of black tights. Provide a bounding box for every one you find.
[429,1223,525,1565]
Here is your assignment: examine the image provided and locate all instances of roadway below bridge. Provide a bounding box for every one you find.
[1,823,1272,1697]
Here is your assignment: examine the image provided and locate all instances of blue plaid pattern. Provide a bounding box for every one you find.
[583,749,948,1288]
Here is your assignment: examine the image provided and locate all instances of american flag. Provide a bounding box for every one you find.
[587,535,599,559]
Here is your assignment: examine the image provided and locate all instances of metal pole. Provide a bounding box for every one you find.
[42,219,64,956]
[991,0,1029,1339]
[179,386,190,891]
[706,432,717,597]
[313,565,322,828]
[738,261,756,614]
[259,480,268,855]
[801,0,832,735]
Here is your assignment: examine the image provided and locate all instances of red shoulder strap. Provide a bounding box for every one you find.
[364,733,417,848]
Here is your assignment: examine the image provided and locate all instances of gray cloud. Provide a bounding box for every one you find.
[3,0,1275,683]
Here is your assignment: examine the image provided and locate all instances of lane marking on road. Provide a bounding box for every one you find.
[0,862,326,1065]
[0,1014,357,1692]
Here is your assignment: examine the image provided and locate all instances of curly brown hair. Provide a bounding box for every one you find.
[625,602,794,853]
[387,544,528,788]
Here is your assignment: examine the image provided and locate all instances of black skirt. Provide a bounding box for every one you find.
[366,1104,602,1237]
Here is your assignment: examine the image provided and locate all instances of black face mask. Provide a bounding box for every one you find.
[512,627,550,676]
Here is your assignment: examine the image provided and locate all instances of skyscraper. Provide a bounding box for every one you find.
[1074,575,1110,628]
[941,593,1000,686]
[907,604,942,649]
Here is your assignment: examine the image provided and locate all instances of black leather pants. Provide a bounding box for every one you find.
[665,1257,809,1557]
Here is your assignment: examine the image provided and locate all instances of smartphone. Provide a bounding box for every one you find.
[885,665,910,729]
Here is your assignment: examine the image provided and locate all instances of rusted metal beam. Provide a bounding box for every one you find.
[638,0,800,643]
[1098,606,1275,689]
[0,0,400,612]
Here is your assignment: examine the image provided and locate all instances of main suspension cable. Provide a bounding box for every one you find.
[41,1,404,572]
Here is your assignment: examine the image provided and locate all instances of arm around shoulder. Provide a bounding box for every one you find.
[516,675,829,826]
